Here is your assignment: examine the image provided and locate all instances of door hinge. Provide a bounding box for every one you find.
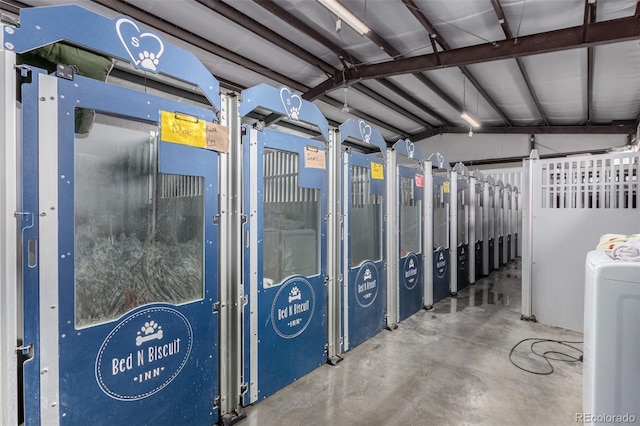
[213,301,222,312]
[213,395,220,409]
[213,214,221,225]
[240,295,248,306]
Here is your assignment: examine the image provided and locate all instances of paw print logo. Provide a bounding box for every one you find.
[141,321,159,336]
[139,51,159,71]
[363,268,372,281]
[135,320,164,346]
[279,87,303,121]
[288,286,302,303]
[289,106,300,120]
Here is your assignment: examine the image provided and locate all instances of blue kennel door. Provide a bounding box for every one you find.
[13,7,222,425]
[454,164,470,291]
[23,77,220,426]
[394,140,426,322]
[240,84,329,403]
[339,120,387,351]
[428,154,451,303]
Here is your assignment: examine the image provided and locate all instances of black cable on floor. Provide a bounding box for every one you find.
[509,338,583,375]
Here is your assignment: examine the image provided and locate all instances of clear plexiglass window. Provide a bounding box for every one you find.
[399,176,421,256]
[74,112,204,327]
[433,182,448,248]
[350,165,383,266]
[263,149,320,285]
[457,188,468,244]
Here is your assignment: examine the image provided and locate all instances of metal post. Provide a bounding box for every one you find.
[0,39,19,426]
[469,176,476,284]
[482,181,490,275]
[385,148,398,327]
[218,94,246,423]
[423,161,433,309]
[493,183,500,270]
[326,128,342,364]
[521,151,538,321]
[449,170,458,295]
[341,151,350,351]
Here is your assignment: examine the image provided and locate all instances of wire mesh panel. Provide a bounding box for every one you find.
[262,149,320,285]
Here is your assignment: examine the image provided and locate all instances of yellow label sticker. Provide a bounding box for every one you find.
[443,181,450,193]
[205,122,230,153]
[304,146,326,169]
[371,162,384,179]
[160,111,206,148]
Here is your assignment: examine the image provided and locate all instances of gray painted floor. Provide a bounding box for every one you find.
[243,261,584,426]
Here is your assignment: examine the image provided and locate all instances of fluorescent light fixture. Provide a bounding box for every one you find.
[461,112,480,128]
[317,0,370,36]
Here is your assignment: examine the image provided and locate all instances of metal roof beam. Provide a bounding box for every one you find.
[305,14,640,98]
[252,0,450,126]
[199,0,433,128]
[91,0,409,136]
[402,0,513,124]
[584,0,597,124]
[490,0,549,125]
[412,120,636,141]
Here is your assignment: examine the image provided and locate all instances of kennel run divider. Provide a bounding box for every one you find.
[521,150,639,331]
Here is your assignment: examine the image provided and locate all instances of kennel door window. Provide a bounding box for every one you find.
[74,114,205,327]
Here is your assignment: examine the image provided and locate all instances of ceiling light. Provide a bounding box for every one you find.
[461,112,480,128]
[317,0,370,36]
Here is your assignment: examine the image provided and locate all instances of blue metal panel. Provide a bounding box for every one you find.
[344,150,386,350]
[338,119,387,156]
[489,238,496,272]
[22,75,220,425]
[457,243,470,291]
[475,240,483,281]
[5,5,220,111]
[397,165,425,321]
[427,152,451,170]
[433,247,450,303]
[243,127,328,402]
[239,84,329,141]
[393,139,425,161]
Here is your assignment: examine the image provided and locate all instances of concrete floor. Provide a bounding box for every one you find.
[243,261,584,426]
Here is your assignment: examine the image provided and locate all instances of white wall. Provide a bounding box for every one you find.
[416,133,628,164]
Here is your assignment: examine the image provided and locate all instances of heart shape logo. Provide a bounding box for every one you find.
[279,86,303,120]
[406,139,415,158]
[358,119,372,144]
[116,17,165,73]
